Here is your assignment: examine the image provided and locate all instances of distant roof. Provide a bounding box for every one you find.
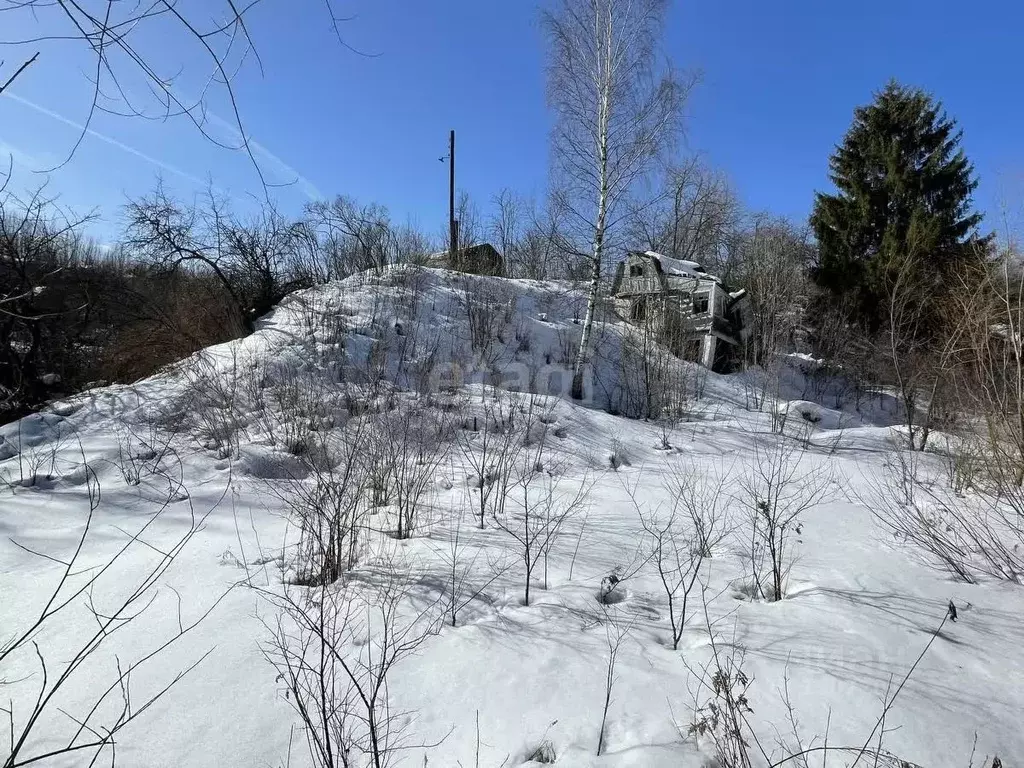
[428,242,500,259]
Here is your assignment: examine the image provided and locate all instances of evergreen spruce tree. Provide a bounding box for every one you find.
[811,81,988,329]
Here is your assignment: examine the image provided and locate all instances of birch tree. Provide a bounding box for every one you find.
[543,0,686,400]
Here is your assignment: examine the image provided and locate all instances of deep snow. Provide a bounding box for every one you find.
[1,266,1020,768]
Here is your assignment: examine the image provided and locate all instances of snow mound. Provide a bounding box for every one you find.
[776,399,847,430]
[164,265,706,421]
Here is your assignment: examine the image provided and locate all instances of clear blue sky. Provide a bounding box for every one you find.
[1,0,1022,241]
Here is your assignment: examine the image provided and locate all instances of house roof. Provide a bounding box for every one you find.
[427,242,501,261]
[641,251,721,283]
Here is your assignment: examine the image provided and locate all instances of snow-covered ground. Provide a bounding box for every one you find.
[1,267,1020,767]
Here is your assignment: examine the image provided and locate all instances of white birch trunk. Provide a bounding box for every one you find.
[571,13,613,401]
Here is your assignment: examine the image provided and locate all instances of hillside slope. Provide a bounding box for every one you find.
[1,267,1020,768]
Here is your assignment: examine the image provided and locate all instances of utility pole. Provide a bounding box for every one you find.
[448,129,458,263]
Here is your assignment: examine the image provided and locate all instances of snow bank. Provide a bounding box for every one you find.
[776,399,847,430]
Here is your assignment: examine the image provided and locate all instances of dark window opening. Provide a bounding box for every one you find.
[693,294,709,314]
[713,339,736,373]
[629,264,644,277]
[630,297,647,321]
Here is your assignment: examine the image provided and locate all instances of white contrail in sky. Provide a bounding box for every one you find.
[206,111,323,201]
[251,136,324,201]
[1,91,323,201]
[2,91,210,188]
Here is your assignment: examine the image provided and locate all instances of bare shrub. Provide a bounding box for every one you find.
[625,463,728,650]
[608,438,631,470]
[177,350,246,459]
[457,393,532,529]
[112,417,178,487]
[371,403,453,539]
[458,278,514,369]
[939,433,984,496]
[266,363,340,456]
[686,644,755,768]
[1,429,219,767]
[741,436,834,601]
[263,566,442,768]
[363,413,398,509]
[683,596,958,768]
[491,402,592,605]
[525,741,557,764]
[274,425,370,587]
[431,497,512,627]
[869,440,1024,584]
[617,315,691,422]
[596,606,633,756]
[669,460,734,558]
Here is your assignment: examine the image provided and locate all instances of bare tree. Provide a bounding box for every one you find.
[304,197,401,279]
[728,217,813,368]
[394,221,434,267]
[0,1,355,183]
[629,156,738,270]
[489,189,524,267]
[486,191,573,280]
[125,185,309,332]
[525,201,579,280]
[543,0,687,399]
[221,204,314,321]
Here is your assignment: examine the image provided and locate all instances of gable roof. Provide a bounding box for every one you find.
[642,251,720,283]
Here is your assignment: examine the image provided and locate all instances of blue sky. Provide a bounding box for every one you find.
[1,0,1022,241]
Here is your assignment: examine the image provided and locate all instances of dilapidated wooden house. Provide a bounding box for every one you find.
[610,251,751,372]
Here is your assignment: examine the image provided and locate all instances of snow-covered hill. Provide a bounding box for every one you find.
[1,266,1019,768]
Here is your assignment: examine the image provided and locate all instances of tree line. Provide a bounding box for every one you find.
[0,162,803,424]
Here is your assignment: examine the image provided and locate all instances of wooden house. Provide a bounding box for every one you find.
[610,251,751,372]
